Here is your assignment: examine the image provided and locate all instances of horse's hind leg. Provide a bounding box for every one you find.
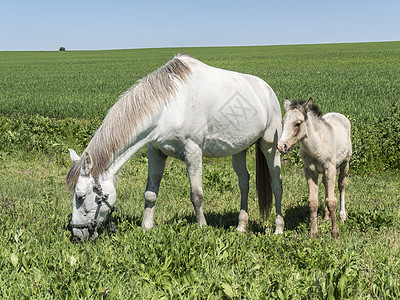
[338,159,349,222]
[184,141,207,226]
[232,149,249,233]
[142,145,167,230]
[258,139,284,234]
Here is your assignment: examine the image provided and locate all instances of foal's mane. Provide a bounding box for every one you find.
[289,100,323,117]
[66,54,192,189]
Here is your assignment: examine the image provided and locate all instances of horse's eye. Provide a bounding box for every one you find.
[76,194,86,201]
[295,122,302,128]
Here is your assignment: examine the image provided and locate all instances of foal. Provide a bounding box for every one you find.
[278,98,352,238]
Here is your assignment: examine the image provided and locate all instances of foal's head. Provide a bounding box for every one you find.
[277,98,321,154]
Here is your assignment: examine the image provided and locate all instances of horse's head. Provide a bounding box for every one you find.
[68,149,117,241]
[277,98,312,154]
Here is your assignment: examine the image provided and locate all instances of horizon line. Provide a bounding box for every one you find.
[1,40,399,52]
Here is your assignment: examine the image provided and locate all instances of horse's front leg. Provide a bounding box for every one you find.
[232,150,249,233]
[323,165,339,238]
[184,140,207,226]
[141,145,167,230]
[305,167,319,237]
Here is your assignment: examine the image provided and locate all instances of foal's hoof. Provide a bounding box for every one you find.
[199,220,208,227]
[331,230,339,239]
[236,226,246,233]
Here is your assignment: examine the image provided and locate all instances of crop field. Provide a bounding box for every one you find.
[0,42,400,298]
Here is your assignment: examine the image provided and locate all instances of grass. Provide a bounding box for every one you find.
[0,42,400,298]
[0,150,399,299]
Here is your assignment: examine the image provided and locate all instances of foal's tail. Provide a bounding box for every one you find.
[256,144,273,221]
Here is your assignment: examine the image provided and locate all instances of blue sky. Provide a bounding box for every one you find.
[1,0,399,51]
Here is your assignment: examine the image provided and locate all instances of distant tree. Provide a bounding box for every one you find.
[59,47,66,51]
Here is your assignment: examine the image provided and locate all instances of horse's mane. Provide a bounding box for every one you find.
[66,54,192,189]
[289,100,323,117]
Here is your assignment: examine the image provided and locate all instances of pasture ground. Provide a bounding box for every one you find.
[1,150,399,299]
[0,42,399,298]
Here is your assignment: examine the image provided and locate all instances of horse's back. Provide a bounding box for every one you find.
[153,56,281,157]
[184,56,281,134]
[323,112,352,164]
[182,57,280,107]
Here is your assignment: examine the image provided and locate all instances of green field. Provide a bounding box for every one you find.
[1,42,399,120]
[0,42,400,298]
[1,42,399,171]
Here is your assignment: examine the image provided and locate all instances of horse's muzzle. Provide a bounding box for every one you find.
[277,141,289,154]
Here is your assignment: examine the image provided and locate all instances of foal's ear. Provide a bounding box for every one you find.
[82,152,93,175]
[69,149,81,162]
[284,98,291,111]
[304,98,314,111]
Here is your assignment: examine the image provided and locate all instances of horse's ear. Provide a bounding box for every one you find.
[69,149,81,162]
[304,98,314,112]
[82,152,93,175]
[284,98,291,111]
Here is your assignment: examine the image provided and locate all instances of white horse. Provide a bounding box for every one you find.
[278,98,352,238]
[67,54,283,240]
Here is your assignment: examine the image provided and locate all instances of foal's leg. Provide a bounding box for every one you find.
[259,139,284,234]
[338,159,349,222]
[323,176,330,221]
[305,167,319,237]
[323,165,339,238]
[232,149,250,233]
[142,145,167,230]
[184,141,207,226]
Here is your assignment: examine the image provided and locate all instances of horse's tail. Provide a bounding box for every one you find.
[256,143,273,221]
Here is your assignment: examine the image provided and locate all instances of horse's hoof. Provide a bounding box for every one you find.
[275,215,284,234]
[141,222,154,231]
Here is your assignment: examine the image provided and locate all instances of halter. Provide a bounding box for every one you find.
[69,177,117,233]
